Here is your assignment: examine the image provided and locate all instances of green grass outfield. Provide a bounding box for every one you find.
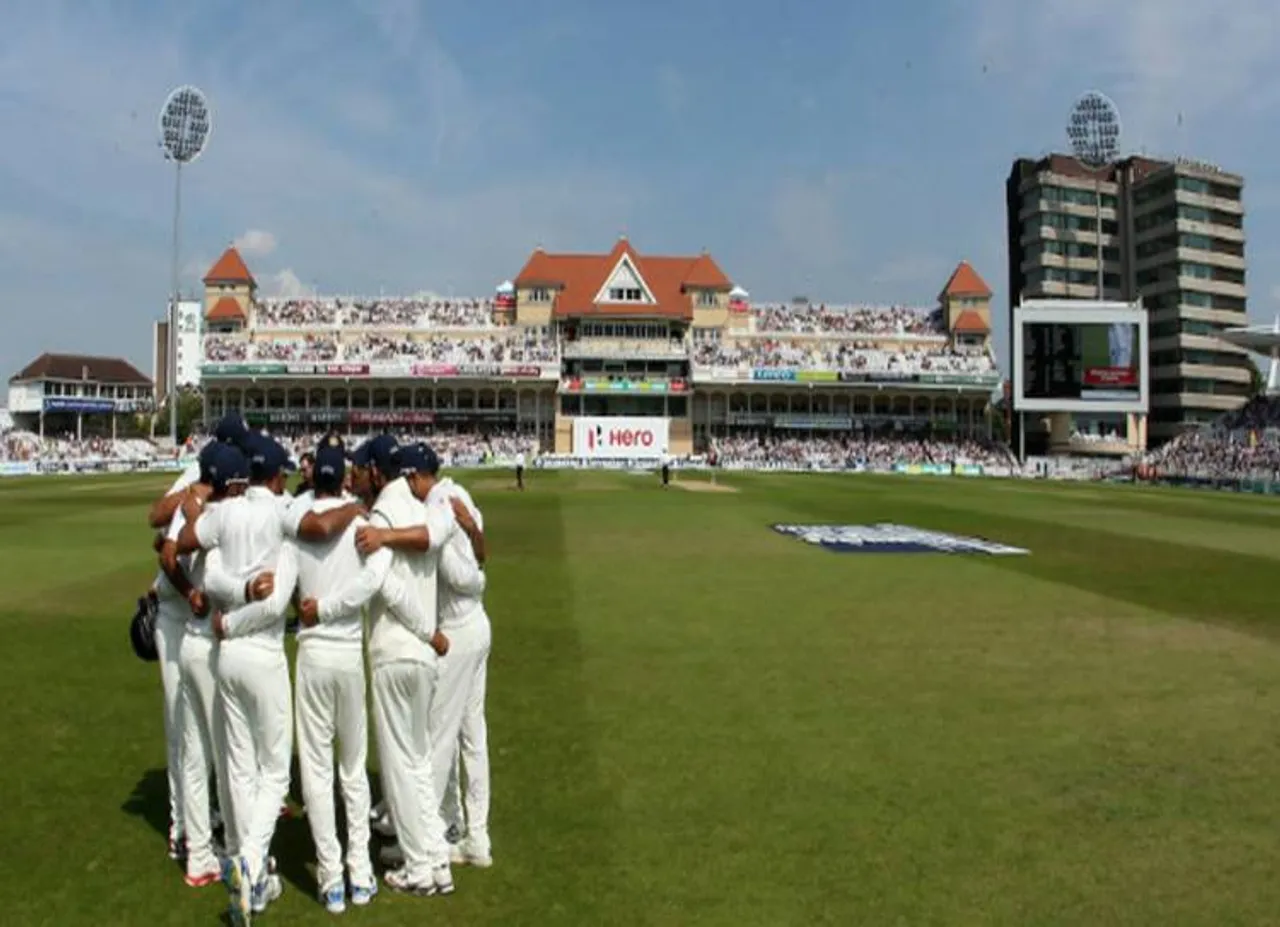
[2,468,1280,926]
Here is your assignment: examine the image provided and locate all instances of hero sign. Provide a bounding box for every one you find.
[574,416,669,459]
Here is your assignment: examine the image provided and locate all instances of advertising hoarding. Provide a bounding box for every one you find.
[571,416,670,460]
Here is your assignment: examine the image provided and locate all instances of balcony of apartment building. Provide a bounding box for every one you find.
[1020,241,1121,274]
[1148,329,1252,364]
[1132,203,1245,245]
[1136,263,1246,302]
[1018,170,1119,201]
[1019,214,1120,250]
[1022,266,1123,300]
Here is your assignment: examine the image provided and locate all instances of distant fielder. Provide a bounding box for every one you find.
[660,447,671,488]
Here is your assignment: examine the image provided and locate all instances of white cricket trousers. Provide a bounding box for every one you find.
[372,659,447,879]
[178,633,232,873]
[154,605,187,841]
[217,641,293,884]
[296,643,373,891]
[433,611,492,839]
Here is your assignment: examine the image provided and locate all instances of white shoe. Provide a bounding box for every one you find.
[383,867,438,896]
[453,832,492,868]
[320,882,345,914]
[252,873,283,914]
[350,879,378,907]
[432,862,455,895]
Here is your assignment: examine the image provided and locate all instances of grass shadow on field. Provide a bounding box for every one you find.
[120,768,171,846]
[116,746,332,906]
[473,489,623,922]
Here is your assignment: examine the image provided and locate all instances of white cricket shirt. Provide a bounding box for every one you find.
[428,477,487,630]
[366,476,457,668]
[295,495,370,649]
[194,485,295,651]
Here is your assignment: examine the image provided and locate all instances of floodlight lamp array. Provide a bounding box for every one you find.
[1066,91,1121,168]
[159,86,211,164]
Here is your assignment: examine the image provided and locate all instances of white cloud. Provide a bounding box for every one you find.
[261,269,313,300]
[0,3,637,378]
[232,229,278,259]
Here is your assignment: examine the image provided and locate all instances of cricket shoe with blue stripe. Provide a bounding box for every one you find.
[251,873,283,914]
[350,880,378,907]
[321,882,346,914]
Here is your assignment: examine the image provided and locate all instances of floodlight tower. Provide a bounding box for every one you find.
[158,85,211,445]
[1066,91,1121,302]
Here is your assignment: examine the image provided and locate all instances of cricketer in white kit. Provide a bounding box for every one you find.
[159,442,252,887]
[282,443,379,913]
[144,415,254,862]
[427,477,494,868]
[351,437,459,896]
[177,435,297,924]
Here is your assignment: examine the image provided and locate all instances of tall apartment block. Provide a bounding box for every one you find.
[1006,154,1251,445]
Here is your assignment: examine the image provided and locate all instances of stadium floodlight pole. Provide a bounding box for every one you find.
[1066,91,1121,303]
[158,85,212,446]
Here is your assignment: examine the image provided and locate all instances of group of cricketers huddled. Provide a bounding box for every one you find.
[143,413,492,924]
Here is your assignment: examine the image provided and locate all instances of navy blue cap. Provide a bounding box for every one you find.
[246,434,296,481]
[352,434,399,476]
[313,445,346,492]
[206,443,249,492]
[198,440,222,484]
[213,413,251,450]
[395,442,440,476]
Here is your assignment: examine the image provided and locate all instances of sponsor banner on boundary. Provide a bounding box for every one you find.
[571,416,669,460]
[43,398,118,414]
[285,363,370,377]
[771,523,1029,555]
[0,461,34,477]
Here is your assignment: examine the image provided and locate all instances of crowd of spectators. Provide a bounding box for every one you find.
[0,431,162,462]
[751,303,944,336]
[203,336,249,362]
[710,433,1014,470]
[205,331,558,366]
[275,428,536,467]
[253,297,497,330]
[1145,396,1280,479]
[251,336,339,362]
[343,331,558,365]
[693,340,994,376]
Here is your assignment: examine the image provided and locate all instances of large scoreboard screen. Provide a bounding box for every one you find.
[1022,321,1140,402]
[1013,301,1147,413]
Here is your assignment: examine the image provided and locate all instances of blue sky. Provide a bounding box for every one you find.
[3,0,1280,382]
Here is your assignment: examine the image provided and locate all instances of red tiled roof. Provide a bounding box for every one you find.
[952,310,990,335]
[206,296,247,322]
[940,261,992,300]
[513,239,731,319]
[10,352,150,385]
[203,247,256,286]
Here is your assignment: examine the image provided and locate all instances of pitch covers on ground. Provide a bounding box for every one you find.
[771,523,1029,555]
